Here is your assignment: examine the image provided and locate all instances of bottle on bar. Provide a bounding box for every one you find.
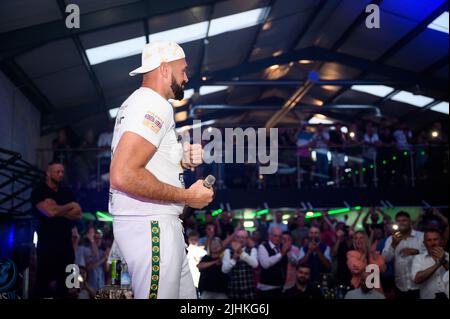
[111,259,117,285]
[116,260,122,287]
[120,263,131,289]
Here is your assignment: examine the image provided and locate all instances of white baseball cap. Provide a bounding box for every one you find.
[129,41,185,76]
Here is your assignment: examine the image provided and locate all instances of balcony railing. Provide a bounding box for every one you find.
[35,143,448,191]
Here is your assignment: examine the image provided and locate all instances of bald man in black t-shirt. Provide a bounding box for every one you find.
[31,161,82,298]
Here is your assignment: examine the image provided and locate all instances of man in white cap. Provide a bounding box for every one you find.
[109,41,214,299]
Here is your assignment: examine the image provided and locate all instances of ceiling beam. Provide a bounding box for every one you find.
[189,46,448,92]
[324,1,449,105]
[0,0,227,60]
[205,79,415,86]
[189,103,382,117]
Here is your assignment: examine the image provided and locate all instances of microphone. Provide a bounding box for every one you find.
[203,175,216,189]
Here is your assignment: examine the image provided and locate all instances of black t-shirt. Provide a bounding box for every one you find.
[336,240,354,286]
[283,284,323,299]
[198,255,229,293]
[329,130,345,151]
[31,182,76,253]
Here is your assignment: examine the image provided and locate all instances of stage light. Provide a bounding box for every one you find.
[211,208,223,217]
[33,231,38,247]
[243,221,254,228]
[272,50,283,57]
[96,211,113,222]
[305,212,322,219]
[269,64,280,70]
[431,131,439,138]
[328,208,350,215]
[254,209,269,216]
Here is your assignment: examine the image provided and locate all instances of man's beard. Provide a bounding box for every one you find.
[51,177,61,185]
[171,75,185,100]
[297,278,307,286]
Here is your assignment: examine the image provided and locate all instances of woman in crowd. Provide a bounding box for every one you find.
[198,238,229,299]
[347,231,385,290]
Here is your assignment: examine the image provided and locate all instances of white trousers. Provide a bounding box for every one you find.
[113,215,197,299]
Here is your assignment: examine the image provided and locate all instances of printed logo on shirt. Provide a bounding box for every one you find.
[143,112,164,133]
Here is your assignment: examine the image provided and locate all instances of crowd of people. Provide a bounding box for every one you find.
[49,123,114,190]
[276,119,448,188]
[46,118,448,191]
[30,116,447,300]
[30,161,448,300]
[182,208,449,299]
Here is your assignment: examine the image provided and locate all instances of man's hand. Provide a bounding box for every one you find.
[185,180,214,209]
[181,143,203,170]
[391,232,403,249]
[399,247,418,257]
[431,247,445,262]
[308,241,318,253]
[281,242,292,256]
[44,198,57,205]
[68,202,82,220]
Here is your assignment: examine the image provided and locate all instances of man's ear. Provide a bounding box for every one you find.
[159,62,170,79]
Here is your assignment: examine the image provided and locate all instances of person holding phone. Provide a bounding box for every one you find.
[382,211,425,299]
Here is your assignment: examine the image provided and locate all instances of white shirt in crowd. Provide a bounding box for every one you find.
[312,131,330,150]
[443,271,449,298]
[222,246,258,274]
[345,288,385,299]
[187,244,207,288]
[382,229,426,292]
[393,129,412,150]
[363,133,379,145]
[363,133,379,160]
[109,87,184,217]
[411,252,449,299]
[97,131,113,158]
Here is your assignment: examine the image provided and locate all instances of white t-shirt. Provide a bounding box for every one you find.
[411,252,449,299]
[109,87,184,217]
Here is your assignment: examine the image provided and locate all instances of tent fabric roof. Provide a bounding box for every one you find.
[0,0,447,136]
